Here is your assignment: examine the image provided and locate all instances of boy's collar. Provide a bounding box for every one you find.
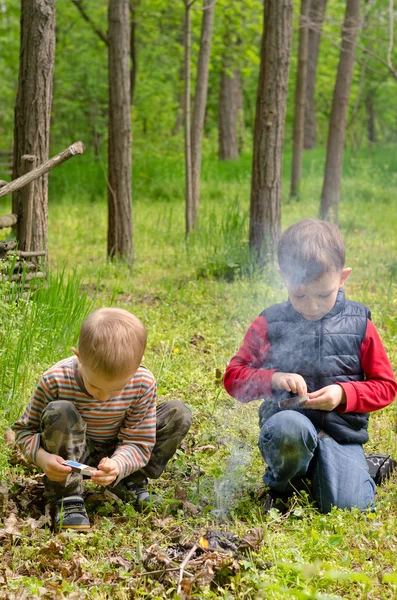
[323,288,346,319]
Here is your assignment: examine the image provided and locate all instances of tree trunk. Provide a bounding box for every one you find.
[237,72,245,155]
[184,1,193,234]
[304,0,328,149]
[108,0,133,262]
[320,0,361,224]
[290,0,312,198]
[190,0,215,230]
[218,59,240,161]
[12,0,55,257]
[130,0,138,105]
[249,0,293,265]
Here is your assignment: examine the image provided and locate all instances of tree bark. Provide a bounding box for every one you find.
[130,0,138,105]
[184,1,193,234]
[320,0,361,224]
[237,72,245,155]
[191,0,215,230]
[249,0,293,265]
[218,59,240,161]
[18,155,36,252]
[12,0,55,257]
[304,0,328,149]
[290,0,312,198]
[108,0,133,262]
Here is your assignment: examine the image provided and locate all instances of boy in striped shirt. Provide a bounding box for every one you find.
[12,308,192,531]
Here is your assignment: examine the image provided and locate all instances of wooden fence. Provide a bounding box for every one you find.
[0,141,84,286]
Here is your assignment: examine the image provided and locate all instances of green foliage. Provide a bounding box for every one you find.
[0,270,94,422]
[2,0,397,157]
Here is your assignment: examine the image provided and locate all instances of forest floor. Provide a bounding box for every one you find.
[0,146,397,599]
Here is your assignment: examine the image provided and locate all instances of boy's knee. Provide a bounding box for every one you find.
[41,401,82,430]
[259,410,317,451]
[165,400,192,434]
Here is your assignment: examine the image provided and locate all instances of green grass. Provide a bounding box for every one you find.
[0,145,397,599]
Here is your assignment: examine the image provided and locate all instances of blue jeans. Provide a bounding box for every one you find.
[258,408,376,513]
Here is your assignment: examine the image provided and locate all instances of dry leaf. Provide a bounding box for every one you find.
[189,334,204,346]
[182,501,200,516]
[179,577,193,600]
[26,515,49,531]
[109,556,134,571]
[238,527,264,552]
[38,540,64,556]
[0,482,8,515]
[4,429,15,446]
[4,513,21,536]
[193,444,216,453]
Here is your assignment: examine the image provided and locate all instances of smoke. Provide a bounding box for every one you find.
[213,439,252,520]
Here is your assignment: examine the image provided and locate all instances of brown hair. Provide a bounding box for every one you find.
[277,219,345,285]
[78,308,147,377]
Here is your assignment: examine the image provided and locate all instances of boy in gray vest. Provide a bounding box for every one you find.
[224,219,397,513]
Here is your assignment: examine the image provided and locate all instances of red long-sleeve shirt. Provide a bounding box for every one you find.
[224,316,397,414]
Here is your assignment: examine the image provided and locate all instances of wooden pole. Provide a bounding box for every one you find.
[0,271,46,283]
[0,141,84,200]
[18,154,36,251]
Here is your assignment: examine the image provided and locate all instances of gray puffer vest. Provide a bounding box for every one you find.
[261,289,370,444]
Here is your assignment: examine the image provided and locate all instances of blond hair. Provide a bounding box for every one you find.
[278,219,345,285]
[78,308,147,377]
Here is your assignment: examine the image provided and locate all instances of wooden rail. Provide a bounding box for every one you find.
[0,141,84,199]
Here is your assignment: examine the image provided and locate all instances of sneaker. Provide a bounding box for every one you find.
[52,495,90,532]
[366,453,397,486]
[261,489,291,515]
[113,478,160,510]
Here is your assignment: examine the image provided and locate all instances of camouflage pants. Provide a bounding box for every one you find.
[40,400,192,503]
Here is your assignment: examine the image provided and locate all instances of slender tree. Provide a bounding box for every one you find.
[183,0,194,233]
[12,0,56,256]
[290,0,312,198]
[191,0,215,229]
[71,0,138,104]
[184,0,215,234]
[320,0,361,224]
[249,0,293,265]
[107,0,133,262]
[218,55,241,161]
[304,0,328,149]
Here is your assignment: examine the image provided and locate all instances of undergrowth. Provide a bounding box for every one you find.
[0,146,396,598]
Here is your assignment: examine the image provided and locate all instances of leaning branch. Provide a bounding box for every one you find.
[71,0,108,45]
[0,142,85,199]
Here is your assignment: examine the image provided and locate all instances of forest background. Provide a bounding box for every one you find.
[1,1,397,599]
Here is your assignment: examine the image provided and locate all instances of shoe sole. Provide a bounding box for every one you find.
[56,524,91,532]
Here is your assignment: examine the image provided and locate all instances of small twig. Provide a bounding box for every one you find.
[176,543,198,595]
[138,566,194,577]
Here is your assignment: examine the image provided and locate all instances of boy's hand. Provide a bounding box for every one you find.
[91,457,120,486]
[271,372,307,397]
[35,448,72,482]
[306,385,346,411]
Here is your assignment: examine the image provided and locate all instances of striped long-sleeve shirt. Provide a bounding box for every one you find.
[12,357,157,482]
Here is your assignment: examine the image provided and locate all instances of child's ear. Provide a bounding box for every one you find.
[339,268,352,287]
[71,347,80,361]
